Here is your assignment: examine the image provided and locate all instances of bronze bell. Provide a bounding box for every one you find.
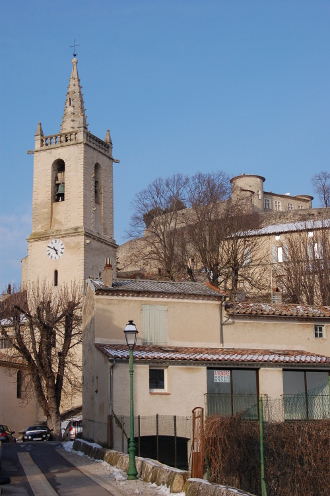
[56,183,65,201]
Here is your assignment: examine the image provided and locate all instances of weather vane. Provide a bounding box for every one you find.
[70,39,80,58]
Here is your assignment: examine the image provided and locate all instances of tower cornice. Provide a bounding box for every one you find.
[27,226,118,248]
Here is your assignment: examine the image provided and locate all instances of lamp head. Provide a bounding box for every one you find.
[124,320,138,349]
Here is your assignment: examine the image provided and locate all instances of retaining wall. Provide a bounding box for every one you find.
[73,439,254,495]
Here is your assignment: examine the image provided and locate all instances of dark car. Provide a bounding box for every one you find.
[23,425,53,442]
[0,425,16,443]
[63,419,82,441]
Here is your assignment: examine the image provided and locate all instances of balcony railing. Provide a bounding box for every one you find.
[205,393,258,419]
[283,394,330,420]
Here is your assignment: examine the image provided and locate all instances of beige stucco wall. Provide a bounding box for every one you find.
[94,295,221,347]
[0,365,39,435]
[223,317,330,356]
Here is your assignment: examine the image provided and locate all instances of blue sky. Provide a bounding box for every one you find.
[0,0,329,291]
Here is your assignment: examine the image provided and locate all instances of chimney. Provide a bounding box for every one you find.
[103,258,113,287]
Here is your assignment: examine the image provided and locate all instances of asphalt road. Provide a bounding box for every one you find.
[0,442,171,496]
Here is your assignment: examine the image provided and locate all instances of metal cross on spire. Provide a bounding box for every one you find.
[70,39,80,58]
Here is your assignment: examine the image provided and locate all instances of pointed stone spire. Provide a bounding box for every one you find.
[35,122,44,137]
[61,58,88,133]
[34,121,44,149]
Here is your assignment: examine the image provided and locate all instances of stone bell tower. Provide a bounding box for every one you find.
[22,57,118,287]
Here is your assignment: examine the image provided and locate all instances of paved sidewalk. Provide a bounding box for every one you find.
[57,444,181,496]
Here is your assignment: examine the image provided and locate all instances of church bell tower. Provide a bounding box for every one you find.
[22,57,118,286]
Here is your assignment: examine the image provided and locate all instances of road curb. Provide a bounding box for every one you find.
[73,439,253,495]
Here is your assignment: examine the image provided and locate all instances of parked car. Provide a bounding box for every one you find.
[23,425,53,442]
[63,419,82,441]
[0,425,16,443]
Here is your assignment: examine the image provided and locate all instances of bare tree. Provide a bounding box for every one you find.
[184,174,266,297]
[312,171,330,207]
[218,198,267,297]
[126,171,267,295]
[185,171,230,284]
[128,174,189,280]
[0,282,83,438]
[280,220,330,305]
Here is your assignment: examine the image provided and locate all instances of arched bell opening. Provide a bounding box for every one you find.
[94,163,103,234]
[53,159,65,202]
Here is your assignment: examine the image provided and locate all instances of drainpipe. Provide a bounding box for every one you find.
[109,358,116,448]
[220,295,230,347]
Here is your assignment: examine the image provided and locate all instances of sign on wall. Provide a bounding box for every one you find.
[214,370,231,383]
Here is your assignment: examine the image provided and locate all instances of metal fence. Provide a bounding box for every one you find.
[205,389,330,422]
[112,413,192,470]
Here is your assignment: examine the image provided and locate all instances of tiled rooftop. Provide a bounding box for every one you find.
[90,279,222,300]
[226,302,330,318]
[0,351,25,365]
[249,218,330,237]
[96,343,330,366]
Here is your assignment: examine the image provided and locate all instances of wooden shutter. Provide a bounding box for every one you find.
[272,246,278,262]
[142,305,167,344]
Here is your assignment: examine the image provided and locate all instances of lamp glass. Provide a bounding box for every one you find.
[124,320,138,348]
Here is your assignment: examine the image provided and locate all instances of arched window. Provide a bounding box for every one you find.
[17,370,22,399]
[53,159,65,202]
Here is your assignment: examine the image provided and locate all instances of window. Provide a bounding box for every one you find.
[17,370,22,399]
[257,190,261,200]
[149,368,167,392]
[264,198,271,209]
[0,337,11,349]
[243,248,251,265]
[314,325,325,338]
[308,242,323,260]
[142,305,167,345]
[283,371,330,420]
[298,205,303,209]
[287,203,293,210]
[206,368,258,418]
[274,200,281,211]
[272,245,288,263]
[54,270,58,287]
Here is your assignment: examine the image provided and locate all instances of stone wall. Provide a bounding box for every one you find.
[73,438,253,495]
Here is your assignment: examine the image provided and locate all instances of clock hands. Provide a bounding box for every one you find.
[47,245,59,255]
[47,239,64,260]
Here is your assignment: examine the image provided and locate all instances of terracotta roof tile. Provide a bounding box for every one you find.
[0,351,26,366]
[95,344,330,366]
[90,279,222,300]
[226,302,330,319]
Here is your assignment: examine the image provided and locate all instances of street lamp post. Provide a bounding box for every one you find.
[124,320,139,480]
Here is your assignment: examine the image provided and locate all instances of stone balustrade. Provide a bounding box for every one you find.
[38,130,112,156]
[40,132,78,147]
[86,132,111,155]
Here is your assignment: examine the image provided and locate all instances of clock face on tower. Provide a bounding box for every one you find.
[46,239,65,260]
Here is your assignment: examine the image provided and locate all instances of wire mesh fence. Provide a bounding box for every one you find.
[202,390,330,496]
